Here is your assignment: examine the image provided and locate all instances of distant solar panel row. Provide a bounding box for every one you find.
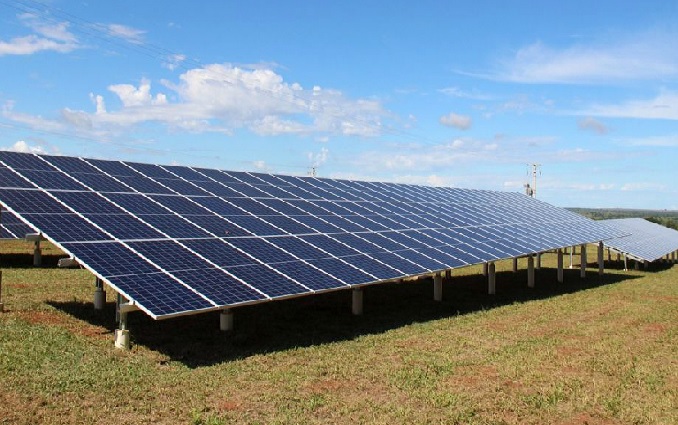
[0,208,34,239]
[601,218,678,262]
[0,151,623,319]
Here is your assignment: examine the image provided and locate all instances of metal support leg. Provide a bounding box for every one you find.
[569,246,574,269]
[598,241,604,276]
[623,255,628,271]
[527,256,535,288]
[93,278,106,310]
[482,262,488,277]
[352,287,363,316]
[488,262,496,295]
[512,257,518,273]
[433,273,443,301]
[557,249,564,283]
[536,253,542,270]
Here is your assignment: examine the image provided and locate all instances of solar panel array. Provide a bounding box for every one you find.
[0,208,35,239]
[601,218,678,262]
[0,151,623,319]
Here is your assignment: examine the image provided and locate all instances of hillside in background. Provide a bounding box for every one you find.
[568,208,678,230]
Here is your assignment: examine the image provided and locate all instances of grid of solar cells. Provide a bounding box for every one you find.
[600,218,678,262]
[0,209,34,239]
[0,151,626,319]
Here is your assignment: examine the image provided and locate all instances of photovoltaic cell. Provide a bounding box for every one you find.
[0,151,626,319]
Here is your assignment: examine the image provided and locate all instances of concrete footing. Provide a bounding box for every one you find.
[352,287,363,316]
[93,288,106,310]
[114,329,130,349]
[220,309,234,331]
[580,244,587,278]
[433,273,443,301]
[527,256,535,288]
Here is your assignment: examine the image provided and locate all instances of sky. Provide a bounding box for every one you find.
[1,0,677,210]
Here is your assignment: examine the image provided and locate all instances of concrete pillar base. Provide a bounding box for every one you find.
[94,288,106,310]
[352,288,363,316]
[220,310,234,331]
[433,273,443,302]
[114,329,130,349]
[527,256,535,288]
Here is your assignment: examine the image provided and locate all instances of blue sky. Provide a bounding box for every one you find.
[1,0,677,209]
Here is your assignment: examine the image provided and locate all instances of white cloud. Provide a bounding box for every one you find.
[439,112,472,130]
[95,23,146,44]
[624,135,678,147]
[163,53,187,71]
[4,64,388,138]
[439,87,493,100]
[577,117,608,134]
[0,140,48,154]
[0,14,80,56]
[621,182,667,191]
[308,147,329,167]
[580,90,678,120]
[485,30,678,84]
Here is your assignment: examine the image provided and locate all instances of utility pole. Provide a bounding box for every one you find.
[308,166,317,177]
[525,163,541,198]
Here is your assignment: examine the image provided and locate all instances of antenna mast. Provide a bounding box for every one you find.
[524,163,541,198]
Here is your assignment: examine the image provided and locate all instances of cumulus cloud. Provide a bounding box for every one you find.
[163,53,187,71]
[483,30,678,84]
[4,64,388,139]
[439,112,472,130]
[577,117,608,134]
[1,140,53,154]
[0,13,80,56]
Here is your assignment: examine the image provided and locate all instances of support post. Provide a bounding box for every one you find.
[0,270,4,313]
[557,249,564,283]
[569,246,574,269]
[220,309,234,331]
[512,257,518,273]
[580,244,587,278]
[482,262,488,277]
[527,255,535,288]
[597,242,604,276]
[488,262,496,295]
[634,259,639,270]
[444,269,452,283]
[617,252,621,262]
[433,273,443,301]
[352,287,363,316]
[33,240,42,267]
[536,252,542,270]
[93,278,106,310]
[623,255,628,271]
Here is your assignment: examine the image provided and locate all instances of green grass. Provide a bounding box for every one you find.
[1,240,676,424]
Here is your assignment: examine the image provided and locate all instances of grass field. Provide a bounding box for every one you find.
[0,240,676,424]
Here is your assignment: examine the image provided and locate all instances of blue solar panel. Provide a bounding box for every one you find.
[601,218,678,262]
[0,209,34,238]
[225,264,308,297]
[0,151,627,319]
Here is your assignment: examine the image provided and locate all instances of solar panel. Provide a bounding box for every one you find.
[0,151,625,319]
[0,208,35,239]
[600,218,678,262]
